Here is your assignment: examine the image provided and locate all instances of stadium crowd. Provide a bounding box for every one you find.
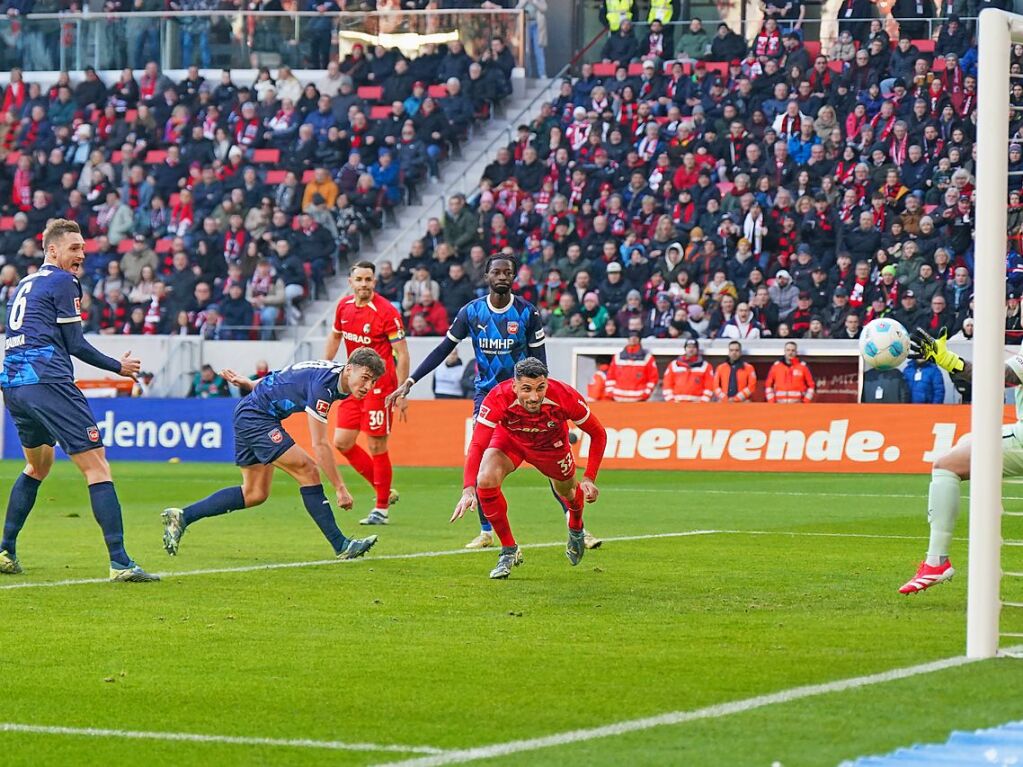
[0,38,516,338]
[384,12,1004,345]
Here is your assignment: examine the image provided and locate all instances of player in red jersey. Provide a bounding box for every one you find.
[324,261,410,525]
[453,358,608,579]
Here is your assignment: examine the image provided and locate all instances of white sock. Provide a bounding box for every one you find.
[926,468,961,566]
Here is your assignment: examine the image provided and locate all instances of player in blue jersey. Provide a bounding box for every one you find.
[0,219,158,582]
[386,255,603,550]
[161,348,385,561]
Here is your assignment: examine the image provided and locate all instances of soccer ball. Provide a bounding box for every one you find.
[859,318,911,371]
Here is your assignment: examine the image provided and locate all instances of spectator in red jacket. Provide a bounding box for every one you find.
[407,289,450,335]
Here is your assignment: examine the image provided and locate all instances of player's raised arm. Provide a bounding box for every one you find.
[386,306,468,407]
[526,304,547,364]
[307,411,354,510]
[324,329,342,361]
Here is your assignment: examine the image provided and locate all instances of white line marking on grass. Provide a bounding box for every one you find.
[0,529,931,591]
[371,654,982,767]
[0,722,445,754]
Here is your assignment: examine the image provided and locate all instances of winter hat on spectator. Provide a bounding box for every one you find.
[775,269,792,281]
[797,291,811,301]
[413,81,426,90]
[881,265,897,277]
[656,292,672,304]
[626,289,642,302]
[796,244,812,255]
[339,75,354,89]
[606,262,623,274]
[642,60,656,70]
[834,287,849,297]
[689,227,704,240]
[902,289,916,299]
[573,106,587,120]
[688,304,705,320]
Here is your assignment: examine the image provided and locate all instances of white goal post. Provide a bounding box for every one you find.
[969,9,1016,659]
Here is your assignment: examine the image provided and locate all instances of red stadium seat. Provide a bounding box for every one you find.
[144,150,167,164]
[427,84,448,99]
[252,148,280,164]
[828,60,845,73]
[0,216,13,231]
[369,105,392,120]
[265,169,288,184]
[169,192,180,207]
[932,57,946,71]
[357,86,383,101]
[593,62,616,77]
[123,108,138,122]
[83,238,100,254]
[914,38,936,53]
[301,169,316,183]
[627,62,644,76]
[924,204,938,214]
[154,238,174,253]
[804,40,821,59]
[703,62,728,78]
[117,238,134,253]
[717,181,735,196]
[110,150,123,164]
[5,151,20,165]
[662,59,690,75]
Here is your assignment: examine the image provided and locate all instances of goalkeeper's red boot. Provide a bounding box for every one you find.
[899,560,955,594]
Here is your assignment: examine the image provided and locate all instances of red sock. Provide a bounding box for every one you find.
[341,445,375,487]
[371,452,392,509]
[477,486,515,547]
[561,486,584,531]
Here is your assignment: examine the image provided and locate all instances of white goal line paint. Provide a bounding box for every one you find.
[0,722,445,754]
[371,655,985,767]
[0,529,932,592]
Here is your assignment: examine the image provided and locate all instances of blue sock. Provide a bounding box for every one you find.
[549,479,570,516]
[300,485,348,554]
[183,486,246,525]
[1,473,42,556]
[477,505,493,532]
[88,481,130,567]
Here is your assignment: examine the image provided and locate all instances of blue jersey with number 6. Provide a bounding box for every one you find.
[1,265,84,388]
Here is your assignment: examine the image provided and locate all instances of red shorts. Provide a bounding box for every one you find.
[335,382,394,437]
[488,426,576,482]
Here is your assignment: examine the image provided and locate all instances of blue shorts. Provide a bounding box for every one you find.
[3,382,103,455]
[233,403,296,467]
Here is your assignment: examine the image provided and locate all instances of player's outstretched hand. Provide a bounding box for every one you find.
[579,478,599,504]
[910,327,964,373]
[909,328,938,362]
[119,350,141,379]
[394,396,409,423]
[451,487,477,523]
[384,379,412,409]
[220,367,244,385]
[336,485,354,511]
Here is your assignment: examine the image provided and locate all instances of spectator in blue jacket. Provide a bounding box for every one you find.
[903,358,944,404]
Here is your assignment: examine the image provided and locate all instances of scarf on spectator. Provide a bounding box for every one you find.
[534,187,552,214]
[12,167,31,211]
[97,203,117,231]
[139,74,158,102]
[126,181,142,210]
[647,32,664,59]
[941,66,963,95]
[224,229,246,262]
[249,270,273,297]
[235,118,260,146]
[888,134,908,166]
[849,276,869,308]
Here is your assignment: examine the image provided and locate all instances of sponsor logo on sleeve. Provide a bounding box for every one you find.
[315,399,331,417]
[478,405,490,421]
[74,297,81,315]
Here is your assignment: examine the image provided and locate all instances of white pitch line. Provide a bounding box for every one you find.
[0,722,444,754]
[371,654,983,767]
[0,528,937,592]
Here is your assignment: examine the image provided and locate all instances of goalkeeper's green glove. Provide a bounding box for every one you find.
[910,328,964,374]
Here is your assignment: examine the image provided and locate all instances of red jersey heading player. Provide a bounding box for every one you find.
[454,358,609,579]
[325,261,410,526]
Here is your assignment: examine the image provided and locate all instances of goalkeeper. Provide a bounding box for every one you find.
[899,328,1022,594]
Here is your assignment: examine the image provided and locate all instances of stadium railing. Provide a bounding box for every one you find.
[0,8,525,74]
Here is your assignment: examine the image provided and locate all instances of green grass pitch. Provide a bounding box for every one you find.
[2,460,1023,766]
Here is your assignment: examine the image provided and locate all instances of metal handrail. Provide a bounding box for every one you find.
[0,8,524,19]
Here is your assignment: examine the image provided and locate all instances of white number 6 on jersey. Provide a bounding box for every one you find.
[8,281,33,332]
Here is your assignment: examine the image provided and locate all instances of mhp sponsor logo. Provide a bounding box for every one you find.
[3,398,237,462]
